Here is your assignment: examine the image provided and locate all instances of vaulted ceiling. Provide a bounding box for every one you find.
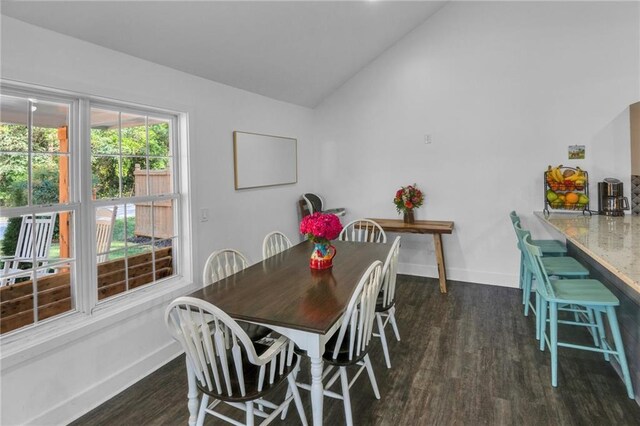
[1,1,446,108]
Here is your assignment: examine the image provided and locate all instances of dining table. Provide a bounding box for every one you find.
[184,239,391,426]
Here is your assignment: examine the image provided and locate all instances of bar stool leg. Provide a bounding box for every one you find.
[539,298,548,351]
[586,308,600,348]
[606,306,635,399]
[524,271,533,316]
[519,252,525,289]
[550,301,559,387]
[535,292,541,340]
[594,310,609,362]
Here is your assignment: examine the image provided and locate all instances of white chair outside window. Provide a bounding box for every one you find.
[373,236,402,368]
[165,297,308,426]
[202,249,271,341]
[1,213,57,286]
[292,260,383,426]
[302,193,346,217]
[96,206,117,264]
[339,219,387,243]
[262,231,293,260]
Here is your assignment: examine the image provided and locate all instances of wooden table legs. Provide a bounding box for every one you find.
[433,234,448,293]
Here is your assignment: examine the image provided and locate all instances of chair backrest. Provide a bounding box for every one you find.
[509,210,520,226]
[303,193,323,214]
[339,219,387,243]
[202,249,250,285]
[96,206,117,263]
[262,231,293,259]
[522,234,555,299]
[379,236,401,309]
[165,296,286,398]
[509,211,522,241]
[13,213,57,262]
[513,221,529,253]
[330,260,383,361]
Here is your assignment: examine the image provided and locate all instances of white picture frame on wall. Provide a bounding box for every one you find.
[233,131,298,190]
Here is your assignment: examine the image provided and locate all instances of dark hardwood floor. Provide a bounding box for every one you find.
[72,276,640,425]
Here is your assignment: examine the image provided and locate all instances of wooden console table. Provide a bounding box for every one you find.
[368,218,455,293]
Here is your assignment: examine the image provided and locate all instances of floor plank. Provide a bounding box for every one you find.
[71,276,640,425]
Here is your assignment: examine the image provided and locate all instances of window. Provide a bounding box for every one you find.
[90,106,178,301]
[0,86,183,335]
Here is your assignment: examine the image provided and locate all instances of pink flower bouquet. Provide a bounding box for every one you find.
[300,212,343,245]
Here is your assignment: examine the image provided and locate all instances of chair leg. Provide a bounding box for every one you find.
[287,375,308,426]
[339,367,354,426]
[606,306,635,399]
[586,308,600,348]
[246,401,254,426]
[376,313,392,368]
[389,307,401,341]
[519,253,524,289]
[539,298,547,351]
[594,310,610,361]
[196,394,209,426]
[363,354,381,399]
[522,266,530,306]
[535,292,541,341]
[550,302,559,387]
[523,271,532,315]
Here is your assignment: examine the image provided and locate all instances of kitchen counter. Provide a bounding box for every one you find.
[534,212,639,294]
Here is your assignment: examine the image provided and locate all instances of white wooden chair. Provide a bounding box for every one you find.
[302,193,346,217]
[292,260,383,426]
[165,297,307,426]
[1,213,57,286]
[202,249,251,285]
[96,206,117,263]
[339,219,387,243]
[202,249,271,341]
[262,231,292,260]
[373,236,402,368]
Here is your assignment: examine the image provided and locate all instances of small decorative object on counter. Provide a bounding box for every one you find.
[300,212,343,270]
[544,165,591,215]
[394,183,424,224]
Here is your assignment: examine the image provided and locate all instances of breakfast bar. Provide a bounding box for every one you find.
[535,212,640,403]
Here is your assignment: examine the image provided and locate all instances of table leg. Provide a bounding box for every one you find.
[308,342,325,426]
[433,233,448,293]
[186,357,199,426]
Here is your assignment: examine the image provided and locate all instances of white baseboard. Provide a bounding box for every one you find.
[398,262,519,288]
[26,341,183,426]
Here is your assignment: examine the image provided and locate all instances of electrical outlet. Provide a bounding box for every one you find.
[424,134,432,144]
[200,208,209,222]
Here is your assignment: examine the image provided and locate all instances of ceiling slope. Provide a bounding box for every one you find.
[1,1,446,107]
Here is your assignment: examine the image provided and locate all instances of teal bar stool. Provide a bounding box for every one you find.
[522,235,635,399]
[509,211,567,290]
[514,223,589,317]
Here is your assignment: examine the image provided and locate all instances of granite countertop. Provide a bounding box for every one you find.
[534,212,639,294]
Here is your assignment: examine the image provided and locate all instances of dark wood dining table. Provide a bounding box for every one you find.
[184,240,390,426]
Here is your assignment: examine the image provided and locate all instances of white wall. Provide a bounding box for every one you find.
[0,16,313,425]
[632,102,640,175]
[313,1,640,286]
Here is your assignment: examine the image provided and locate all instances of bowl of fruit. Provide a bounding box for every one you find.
[545,165,589,211]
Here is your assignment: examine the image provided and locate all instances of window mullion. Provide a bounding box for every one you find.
[78,98,96,314]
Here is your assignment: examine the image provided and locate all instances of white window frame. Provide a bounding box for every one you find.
[85,101,182,307]
[0,81,195,367]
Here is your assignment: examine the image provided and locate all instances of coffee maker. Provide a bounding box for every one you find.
[597,178,629,216]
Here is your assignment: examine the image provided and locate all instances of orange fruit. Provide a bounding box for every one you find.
[565,192,579,204]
